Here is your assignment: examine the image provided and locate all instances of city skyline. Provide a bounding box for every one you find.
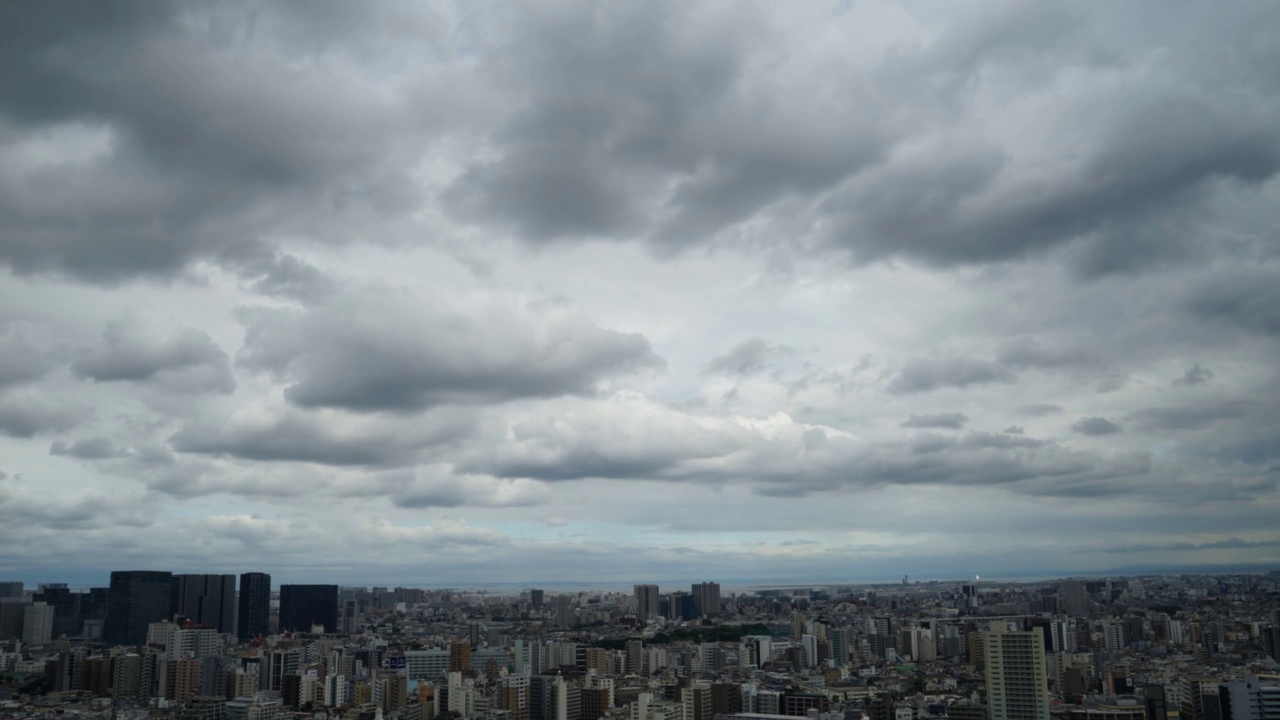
[3,2,1280,582]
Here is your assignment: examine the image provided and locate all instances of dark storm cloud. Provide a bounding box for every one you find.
[1072,416,1122,436]
[1099,536,1280,554]
[0,2,423,282]
[236,291,663,413]
[996,337,1094,369]
[0,325,55,388]
[440,2,1280,279]
[217,242,339,303]
[901,412,968,429]
[705,338,794,376]
[1174,363,1213,386]
[0,389,91,438]
[887,357,1016,395]
[1188,270,1280,336]
[72,322,234,394]
[3,1,1277,286]
[478,450,681,484]
[0,487,154,531]
[1128,400,1252,432]
[50,436,128,460]
[390,476,548,510]
[444,0,897,251]
[169,408,464,468]
[824,99,1280,274]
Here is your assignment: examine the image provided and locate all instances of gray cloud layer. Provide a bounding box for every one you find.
[1,0,1278,582]
[236,289,662,413]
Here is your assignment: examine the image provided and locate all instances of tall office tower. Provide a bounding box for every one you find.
[625,640,644,675]
[984,621,1050,720]
[0,581,22,599]
[666,591,692,621]
[529,589,545,610]
[691,582,721,618]
[106,570,174,647]
[1062,580,1087,618]
[633,585,660,623]
[554,595,573,627]
[23,601,54,645]
[278,585,339,633]
[174,574,236,634]
[237,572,271,640]
[32,587,81,638]
[0,601,28,641]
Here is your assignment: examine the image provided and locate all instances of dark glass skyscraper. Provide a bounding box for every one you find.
[278,584,337,633]
[105,570,173,646]
[174,574,236,634]
[32,587,80,639]
[237,572,271,640]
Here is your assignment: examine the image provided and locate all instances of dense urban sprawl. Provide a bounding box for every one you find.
[1,573,1278,720]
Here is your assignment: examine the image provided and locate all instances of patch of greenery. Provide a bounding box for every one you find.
[595,623,772,649]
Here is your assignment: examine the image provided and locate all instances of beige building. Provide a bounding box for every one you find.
[984,621,1049,720]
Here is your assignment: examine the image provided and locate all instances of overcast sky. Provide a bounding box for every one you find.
[2,1,1279,588]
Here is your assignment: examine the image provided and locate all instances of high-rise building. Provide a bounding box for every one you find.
[449,640,472,673]
[1181,678,1223,720]
[1144,685,1169,720]
[555,595,574,628]
[106,570,174,647]
[530,589,545,610]
[829,627,851,666]
[1218,678,1261,720]
[691,582,720,618]
[23,601,54,645]
[984,621,1050,720]
[530,675,568,720]
[633,585,660,623]
[174,657,202,703]
[175,575,236,634]
[238,573,271,640]
[1062,580,1087,618]
[501,675,531,720]
[32,587,81,639]
[625,640,644,675]
[667,591,695,621]
[0,600,28,641]
[0,581,22,599]
[278,585,338,633]
[683,684,713,720]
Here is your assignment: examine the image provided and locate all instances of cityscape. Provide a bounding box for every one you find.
[4,3,1280,720]
[1,572,1279,720]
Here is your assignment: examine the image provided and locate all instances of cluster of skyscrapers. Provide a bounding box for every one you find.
[633,583,722,623]
[0,571,335,647]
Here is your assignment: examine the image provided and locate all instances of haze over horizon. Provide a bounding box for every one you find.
[2,1,1279,586]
